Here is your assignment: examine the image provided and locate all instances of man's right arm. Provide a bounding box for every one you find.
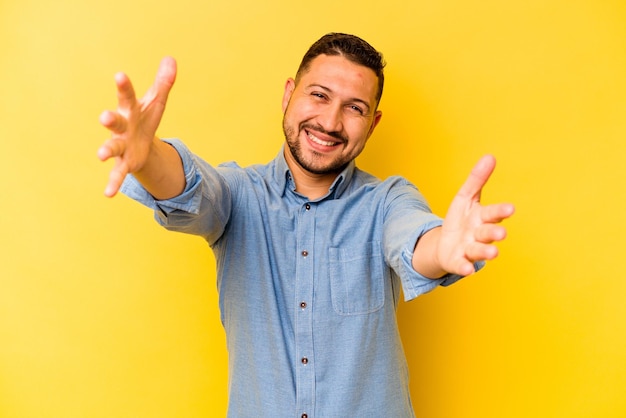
[97,57,184,199]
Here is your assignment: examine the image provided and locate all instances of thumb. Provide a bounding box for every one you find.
[141,57,178,130]
[154,56,177,101]
[456,154,496,202]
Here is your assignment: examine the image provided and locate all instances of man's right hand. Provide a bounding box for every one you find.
[98,57,179,198]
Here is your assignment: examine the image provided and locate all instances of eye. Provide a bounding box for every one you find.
[348,104,364,115]
[311,92,327,100]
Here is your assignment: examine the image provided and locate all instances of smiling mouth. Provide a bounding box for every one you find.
[306,130,341,147]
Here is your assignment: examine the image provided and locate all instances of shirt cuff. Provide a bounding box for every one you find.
[120,138,203,215]
[400,220,485,301]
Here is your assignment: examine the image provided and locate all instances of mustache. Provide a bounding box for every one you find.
[301,123,348,143]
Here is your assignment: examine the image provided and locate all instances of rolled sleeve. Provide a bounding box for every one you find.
[120,138,203,216]
[396,219,445,301]
[399,222,486,301]
[382,178,484,302]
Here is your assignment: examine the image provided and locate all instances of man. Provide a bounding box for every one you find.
[98,33,514,417]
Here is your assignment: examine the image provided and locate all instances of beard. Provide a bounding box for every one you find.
[282,118,352,176]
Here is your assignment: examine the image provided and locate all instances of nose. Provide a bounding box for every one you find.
[317,103,343,133]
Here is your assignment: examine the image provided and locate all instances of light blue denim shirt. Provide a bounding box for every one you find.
[122,139,475,418]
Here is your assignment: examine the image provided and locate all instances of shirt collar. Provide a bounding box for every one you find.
[272,145,356,200]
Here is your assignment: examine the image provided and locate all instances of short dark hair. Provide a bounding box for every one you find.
[295,33,386,105]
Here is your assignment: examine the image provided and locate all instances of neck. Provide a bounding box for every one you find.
[283,149,338,201]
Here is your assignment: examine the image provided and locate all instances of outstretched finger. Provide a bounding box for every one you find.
[451,259,477,277]
[465,241,499,263]
[104,160,129,198]
[456,154,497,202]
[97,137,127,162]
[474,223,507,243]
[115,71,137,110]
[99,110,128,134]
[480,202,516,223]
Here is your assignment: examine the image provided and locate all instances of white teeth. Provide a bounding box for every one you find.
[308,132,337,147]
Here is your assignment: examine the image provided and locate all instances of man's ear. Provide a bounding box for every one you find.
[367,110,383,138]
[282,78,296,113]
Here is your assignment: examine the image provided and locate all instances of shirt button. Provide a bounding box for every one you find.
[301,414,308,418]
[301,250,308,257]
[301,357,308,365]
[300,301,307,309]
[305,203,311,210]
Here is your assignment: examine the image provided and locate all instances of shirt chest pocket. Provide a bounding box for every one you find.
[329,241,386,315]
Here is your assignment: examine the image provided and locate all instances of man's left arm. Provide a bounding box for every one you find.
[412,155,515,279]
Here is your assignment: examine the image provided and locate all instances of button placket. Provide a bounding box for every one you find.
[294,200,315,416]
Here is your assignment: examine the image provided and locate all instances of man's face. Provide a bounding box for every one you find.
[282,54,382,176]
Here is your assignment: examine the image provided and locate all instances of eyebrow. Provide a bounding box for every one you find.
[306,83,372,113]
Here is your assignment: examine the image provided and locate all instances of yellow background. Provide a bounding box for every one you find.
[1,0,625,417]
